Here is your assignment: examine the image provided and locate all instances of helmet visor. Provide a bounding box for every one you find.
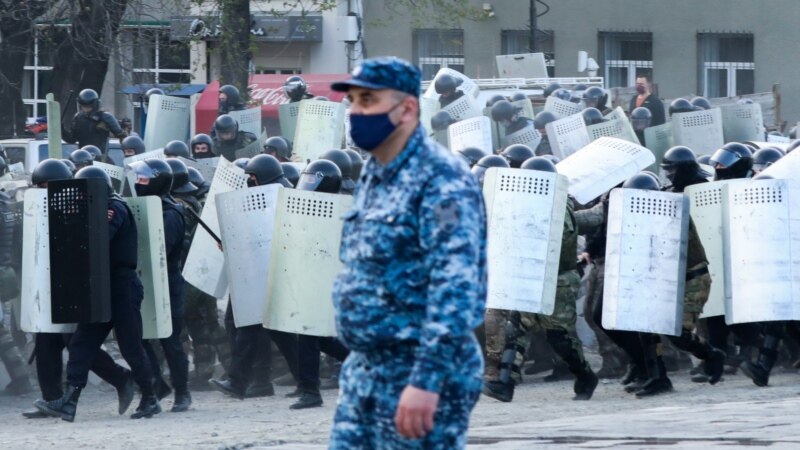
[296,171,324,191]
[709,149,741,169]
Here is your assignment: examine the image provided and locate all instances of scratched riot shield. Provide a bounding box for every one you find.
[603,188,689,336]
[46,94,62,160]
[278,102,301,142]
[124,149,166,166]
[484,106,502,150]
[556,137,656,205]
[511,98,535,120]
[722,179,800,324]
[217,184,280,327]
[182,158,248,298]
[93,161,125,194]
[441,94,483,123]
[644,123,674,175]
[587,107,639,144]
[672,108,724,155]
[18,189,76,333]
[293,101,346,161]
[545,113,591,160]
[483,168,569,314]
[179,156,219,182]
[143,94,190,152]
[234,132,268,159]
[447,116,493,155]
[721,103,764,143]
[47,178,110,324]
[501,124,542,150]
[263,189,353,336]
[126,197,172,339]
[544,96,582,119]
[228,107,263,137]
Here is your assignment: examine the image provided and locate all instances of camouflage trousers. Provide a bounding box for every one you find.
[484,270,586,382]
[682,265,711,332]
[330,338,483,450]
[0,322,29,382]
[183,283,230,379]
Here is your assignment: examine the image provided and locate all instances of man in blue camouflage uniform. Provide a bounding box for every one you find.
[329,57,487,449]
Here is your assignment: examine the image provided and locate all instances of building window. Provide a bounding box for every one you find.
[599,32,653,88]
[131,29,192,85]
[254,68,302,75]
[698,34,754,98]
[413,29,464,80]
[500,30,555,77]
[22,32,56,118]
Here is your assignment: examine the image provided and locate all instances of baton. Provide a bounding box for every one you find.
[186,206,222,246]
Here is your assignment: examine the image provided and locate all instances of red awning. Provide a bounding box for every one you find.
[195,74,348,136]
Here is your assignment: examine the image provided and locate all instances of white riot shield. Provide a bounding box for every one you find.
[511,98,535,120]
[420,97,439,136]
[179,156,219,182]
[447,116,493,155]
[19,189,76,333]
[721,103,764,143]
[424,68,480,99]
[603,189,689,336]
[182,158,248,298]
[672,108,724,155]
[293,101,345,161]
[235,132,268,160]
[143,95,190,151]
[644,123,674,175]
[685,181,737,318]
[441,95,482,122]
[124,149,166,166]
[343,108,353,149]
[126,197,172,339]
[556,137,656,205]
[228,107,262,137]
[759,148,800,180]
[767,134,790,144]
[722,179,800,324]
[484,106,502,150]
[217,184,280,327]
[483,168,569,314]
[544,96,582,119]
[586,116,639,144]
[93,161,125,194]
[278,102,300,141]
[603,107,628,123]
[496,53,549,78]
[263,190,353,336]
[501,124,542,150]
[546,113,591,160]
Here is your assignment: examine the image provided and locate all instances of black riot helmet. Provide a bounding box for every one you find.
[431,110,456,131]
[165,158,197,194]
[471,154,510,185]
[622,172,661,191]
[60,159,76,174]
[187,167,208,197]
[214,114,239,141]
[669,98,696,116]
[284,75,308,102]
[130,159,173,197]
[752,147,783,173]
[660,146,707,191]
[244,154,292,188]
[520,156,557,173]
[582,87,606,110]
[533,111,558,131]
[263,136,291,160]
[434,74,462,95]
[296,159,342,194]
[543,82,561,98]
[121,135,145,156]
[164,140,192,159]
[582,107,604,126]
[233,158,250,170]
[344,149,364,180]
[630,107,652,131]
[144,87,164,109]
[218,84,244,114]
[32,159,73,187]
[551,88,572,102]
[510,92,528,102]
[457,147,486,168]
[69,149,94,169]
[82,145,102,161]
[696,154,712,165]
[690,96,712,110]
[710,142,753,180]
[486,94,507,108]
[190,133,214,159]
[77,88,100,111]
[786,140,800,154]
[491,100,521,124]
[319,149,355,194]
[74,166,112,191]
[501,144,535,169]
[280,163,300,188]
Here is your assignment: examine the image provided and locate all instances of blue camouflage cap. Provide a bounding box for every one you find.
[331,57,421,97]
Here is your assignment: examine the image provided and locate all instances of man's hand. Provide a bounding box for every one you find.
[395,385,439,439]
[579,252,591,265]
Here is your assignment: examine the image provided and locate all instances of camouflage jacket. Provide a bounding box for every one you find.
[333,125,487,394]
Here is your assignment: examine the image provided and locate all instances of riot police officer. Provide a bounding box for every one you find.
[434,74,465,109]
[212,115,257,162]
[164,140,192,160]
[63,89,127,159]
[492,100,533,136]
[219,85,246,115]
[284,76,312,103]
[630,107,652,145]
[320,149,356,195]
[190,133,215,160]
[121,136,145,158]
[500,144,535,169]
[533,111,558,156]
[262,136,292,162]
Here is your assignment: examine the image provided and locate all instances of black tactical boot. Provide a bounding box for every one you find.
[545,330,598,400]
[34,385,82,422]
[209,378,245,400]
[130,388,162,419]
[620,363,647,386]
[116,375,136,415]
[289,390,323,409]
[635,337,673,398]
[245,380,275,398]
[542,361,573,382]
[482,380,514,403]
[171,391,192,413]
[705,348,726,385]
[154,375,172,400]
[573,370,599,401]
[669,330,725,385]
[741,335,780,387]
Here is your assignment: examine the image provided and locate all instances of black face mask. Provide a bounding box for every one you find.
[246,177,258,188]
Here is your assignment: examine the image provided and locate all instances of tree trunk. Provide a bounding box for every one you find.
[219,0,251,99]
